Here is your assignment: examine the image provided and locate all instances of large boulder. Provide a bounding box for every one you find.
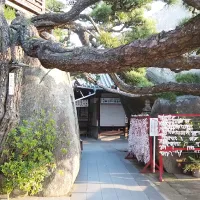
[146,67,200,85]
[151,95,200,117]
[19,66,80,196]
[146,67,176,84]
[151,95,200,173]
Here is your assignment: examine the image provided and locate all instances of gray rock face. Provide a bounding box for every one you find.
[19,66,80,196]
[151,95,200,117]
[151,96,200,173]
[146,67,200,85]
[146,67,176,84]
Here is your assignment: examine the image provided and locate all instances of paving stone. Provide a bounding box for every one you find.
[87,184,101,192]
[73,184,87,193]
[70,193,86,200]
[71,138,166,200]
[86,192,102,200]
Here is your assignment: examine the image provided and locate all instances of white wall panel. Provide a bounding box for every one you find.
[100,104,126,126]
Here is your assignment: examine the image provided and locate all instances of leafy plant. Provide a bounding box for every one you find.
[124,18,156,42]
[156,92,177,102]
[4,6,16,21]
[122,68,153,87]
[0,110,57,197]
[98,31,121,48]
[178,17,190,27]
[46,0,66,12]
[91,3,113,23]
[53,28,67,42]
[184,156,200,172]
[176,73,200,84]
[104,0,153,12]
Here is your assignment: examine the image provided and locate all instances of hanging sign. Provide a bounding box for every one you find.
[66,0,77,5]
[150,118,158,136]
[75,99,88,107]
[101,98,121,104]
[9,73,15,95]
[150,118,158,173]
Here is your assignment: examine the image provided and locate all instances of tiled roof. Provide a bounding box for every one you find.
[73,74,115,89]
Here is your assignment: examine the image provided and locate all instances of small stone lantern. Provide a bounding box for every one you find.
[142,99,151,115]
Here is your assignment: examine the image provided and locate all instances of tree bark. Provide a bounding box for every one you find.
[20,14,200,73]
[154,56,200,72]
[32,0,100,29]
[110,73,200,95]
[0,10,23,156]
[0,64,22,156]
[0,0,10,54]
[183,0,200,10]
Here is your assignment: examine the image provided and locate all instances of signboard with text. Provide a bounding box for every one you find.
[158,114,200,181]
[101,98,121,104]
[150,118,158,136]
[75,99,88,107]
[9,73,15,95]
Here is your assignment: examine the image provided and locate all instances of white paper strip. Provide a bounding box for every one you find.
[128,117,150,163]
[150,118,158,136]
[9,73,15,95]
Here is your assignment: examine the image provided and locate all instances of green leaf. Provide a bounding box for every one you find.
[1,110,57,195]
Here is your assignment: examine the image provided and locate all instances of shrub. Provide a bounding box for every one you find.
[123,68,153,87]
[184,156,200,172]
[91,3,112,23]
[176,73,200,84]
[156,92,177,102]
[0,110,57,196]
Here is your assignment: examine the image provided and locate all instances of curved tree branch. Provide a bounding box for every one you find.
[83,73,152,97]
[154,55,200,72]
[19,14,200,73]
[79,14,100,34]
[40,31,57,41]
[73,28,90,46]
[61,22,95,33]
[32,0,100,29]
[64,22,96,46]
[183,0,200,10]
[109,73,200,95]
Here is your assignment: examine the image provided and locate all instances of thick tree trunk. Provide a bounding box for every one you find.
[0,63,22,156]
[0,8,23,156]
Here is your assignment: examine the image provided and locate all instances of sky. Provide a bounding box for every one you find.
[148,1,191,31]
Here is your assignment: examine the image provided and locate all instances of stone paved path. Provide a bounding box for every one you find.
[70,138,167,200]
